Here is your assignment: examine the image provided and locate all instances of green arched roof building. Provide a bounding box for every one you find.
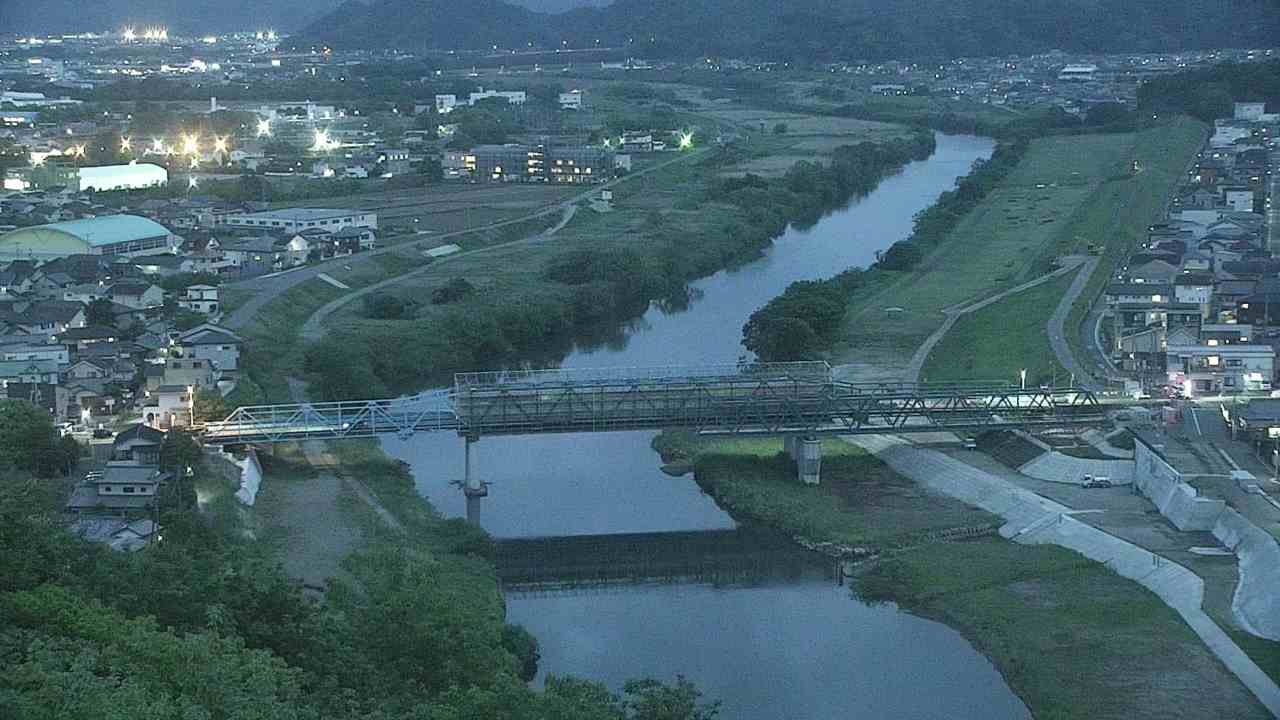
[0,215,174,261]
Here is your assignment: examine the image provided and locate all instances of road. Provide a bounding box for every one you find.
[224,147,711,331]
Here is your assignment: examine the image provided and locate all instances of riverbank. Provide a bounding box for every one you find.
[661,432,1270,719]
[301,130,936,399]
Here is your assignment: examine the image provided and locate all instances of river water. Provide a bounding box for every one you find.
[385,133,1030,719]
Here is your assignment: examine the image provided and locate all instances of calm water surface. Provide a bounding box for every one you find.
[384,133,1030,719]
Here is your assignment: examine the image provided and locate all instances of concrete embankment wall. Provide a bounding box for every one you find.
[1133,440,1226,531]
[1019,452,1135,485]
[1215,508,1280,641]
[1133,438,1280,641]
[206,446,264,506]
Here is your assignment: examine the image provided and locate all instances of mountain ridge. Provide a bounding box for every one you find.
[288,0,1280,61]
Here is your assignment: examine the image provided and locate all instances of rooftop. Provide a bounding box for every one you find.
[26,215,170,247]
[229,208,371,222]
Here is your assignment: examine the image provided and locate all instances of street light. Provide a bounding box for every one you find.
[1020,369,1027,390]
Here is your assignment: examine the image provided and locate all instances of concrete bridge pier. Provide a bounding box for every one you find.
[784,435,822,485]
[462,436,487,525]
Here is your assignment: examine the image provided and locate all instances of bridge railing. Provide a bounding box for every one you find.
[454,361,832,391]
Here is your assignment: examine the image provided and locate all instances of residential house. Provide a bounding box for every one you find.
[65,359,109,382]
[1166,343,1275,397]
[2,343,69,365]
[1127,259,1179,284]
[220,236,287,278]
[145,384,194,429]
[56,325,118,353]
[176,324,241,372]
[161,356,214,389]
[65,461,170,514]
[131,254,195,277]
[107,281,164,309]
[0,359,59,384]
[333,226,376,252]
[8,300,86,336]
[178,285,220,315]
[112,423,165,465]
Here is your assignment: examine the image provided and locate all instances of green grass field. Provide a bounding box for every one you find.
[837,118,1206,382]
[922,270,1076,384]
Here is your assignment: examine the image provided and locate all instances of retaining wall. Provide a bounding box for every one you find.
[207,447,264,506]
[1134,438,1280,641]
[1133,441,1226,531]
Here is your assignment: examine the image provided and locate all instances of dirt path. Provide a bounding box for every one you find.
[300,203,578,342]
[226,149,709,332]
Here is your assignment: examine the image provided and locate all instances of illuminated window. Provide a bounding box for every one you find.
[1207,339,1219,346]
[1207,356,1220,366]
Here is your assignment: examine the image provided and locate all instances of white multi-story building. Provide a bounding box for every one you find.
[1166,343,1275,397]
[559,90,583,110]
[435,89,527,115]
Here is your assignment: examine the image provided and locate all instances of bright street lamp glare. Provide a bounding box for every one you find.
[256,118,272,137]
[678,131,694,149]
[121,27,135,42]
[188,176,199,189]
[182,133,199,155]
[120,136,131,152]
[189,156,200,169]
[213,136,228,153]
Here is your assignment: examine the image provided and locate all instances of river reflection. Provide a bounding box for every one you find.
[386,133,1030,719]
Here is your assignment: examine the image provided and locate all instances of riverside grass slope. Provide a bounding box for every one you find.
[837,117,1206,381]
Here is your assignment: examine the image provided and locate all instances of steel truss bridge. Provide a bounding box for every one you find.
[202,362,1105,444]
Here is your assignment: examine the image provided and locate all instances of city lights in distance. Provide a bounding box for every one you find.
[256,118,272,137]
[121,27,136,42]
[213,136,228,154]
[152,138,167,154]
[181,133,199,155]
[678,131,694,150]
[189,156,200,169]
[311,129,339,153]
[141,27,169,41]
[119,136,131,153]
[188,176,199,190]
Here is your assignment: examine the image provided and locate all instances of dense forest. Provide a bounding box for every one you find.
[289,0,1280,61]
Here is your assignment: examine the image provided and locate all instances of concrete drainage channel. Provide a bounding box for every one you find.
[848,434,1280,717]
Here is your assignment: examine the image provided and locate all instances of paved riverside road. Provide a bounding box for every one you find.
[223,148,709,332]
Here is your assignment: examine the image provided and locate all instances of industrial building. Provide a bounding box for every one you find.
[78,163,169,192]
[0,215,179,261]
[3,162,167,193]
[219,208,378,233]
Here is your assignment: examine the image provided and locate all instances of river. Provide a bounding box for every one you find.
[384,133,1030,719]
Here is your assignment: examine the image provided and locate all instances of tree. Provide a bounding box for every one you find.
[193,388,229,424]
[742,316,818,361]
[85,298,116,327]
[0,400,58,474]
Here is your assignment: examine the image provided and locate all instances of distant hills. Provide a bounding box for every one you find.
[290,0,1280,61]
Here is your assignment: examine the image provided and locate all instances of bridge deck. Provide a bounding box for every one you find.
[202,362,1105,444]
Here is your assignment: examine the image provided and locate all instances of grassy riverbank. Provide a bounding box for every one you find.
[659,432,1268,720]
[917,118,1205,383]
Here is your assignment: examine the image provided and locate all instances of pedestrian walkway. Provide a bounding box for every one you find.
[848,434,1280,717]
[903,258,1086,383]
